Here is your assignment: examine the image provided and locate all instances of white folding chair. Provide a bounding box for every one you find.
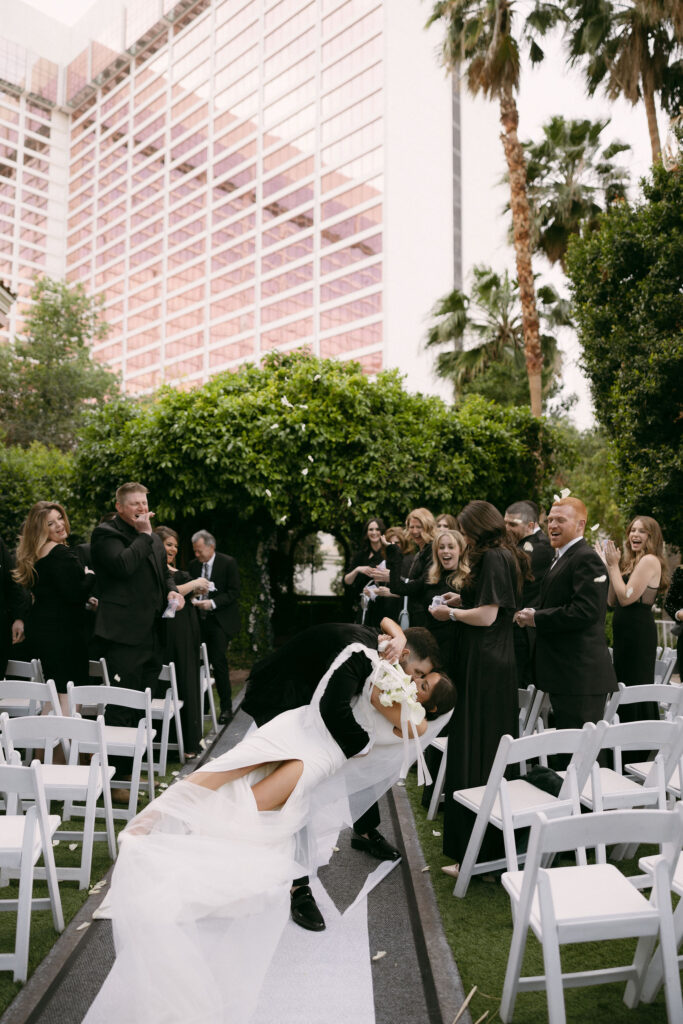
[500,806,683,1024]
[5,659,45,683]
[521,687,552,736]
[655,657,677,687]
[604,682,683,724]
[0,674,57,722]
[0,761,64,982]
[88,659,111,686]
[199,641,218,733]
[151,662,185,776]
[639,846,683,1007]
[451,724,604,898]
[2,713,117,889]
[67,682,155,821]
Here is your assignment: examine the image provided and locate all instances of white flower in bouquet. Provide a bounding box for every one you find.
[370,660,425,727]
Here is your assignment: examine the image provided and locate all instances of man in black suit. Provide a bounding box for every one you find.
[0,533,28,675]
[189,530,240,726]
[514,496,616,729]
[504,500,553,686]
[91,483,183,741]
[243,621,451,931]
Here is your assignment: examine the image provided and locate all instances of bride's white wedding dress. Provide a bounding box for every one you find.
[83,645,449,1024]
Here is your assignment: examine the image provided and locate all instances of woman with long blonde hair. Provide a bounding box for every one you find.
[603,515,669,724]
[380,507,437,628]
[13,501,94,706]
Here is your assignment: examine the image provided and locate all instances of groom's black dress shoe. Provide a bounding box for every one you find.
[351,829,401,861]
[218,708,233,726]
[290,885,326,932]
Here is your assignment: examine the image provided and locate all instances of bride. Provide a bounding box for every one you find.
[84,642,456,1024]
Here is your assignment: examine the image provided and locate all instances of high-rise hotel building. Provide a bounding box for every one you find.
[1,0,459,395]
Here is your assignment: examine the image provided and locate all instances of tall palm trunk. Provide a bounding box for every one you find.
[641,71,661,162]
[498,88,543,417]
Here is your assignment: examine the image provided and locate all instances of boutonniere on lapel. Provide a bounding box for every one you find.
[523,542,534,553]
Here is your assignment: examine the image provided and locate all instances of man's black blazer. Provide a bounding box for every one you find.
[518,530,553,607]
[533,538,616,696]
[91,516,176,646]
[189,551,240,637]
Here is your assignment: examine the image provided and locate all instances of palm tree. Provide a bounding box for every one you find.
[428,0,560,417]
[425,265,569,406]
[513,115,631,268]
[565,0,683,163]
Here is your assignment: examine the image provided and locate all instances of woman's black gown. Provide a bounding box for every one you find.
[162,569,203,755]
[664,567,683,674]
[385,544,434,627]
[612,577,659,723]
[345,547,396,627]
[442,547,519,862]
[27,544,93,691]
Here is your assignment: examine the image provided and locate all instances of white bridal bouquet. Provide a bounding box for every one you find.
[369,659,426,728]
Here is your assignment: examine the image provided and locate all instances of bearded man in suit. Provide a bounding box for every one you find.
[514,496,616,729]
[504,500,553,686]
[189,530,240,726]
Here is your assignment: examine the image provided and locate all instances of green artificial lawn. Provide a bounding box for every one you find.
[405,775,672,1024]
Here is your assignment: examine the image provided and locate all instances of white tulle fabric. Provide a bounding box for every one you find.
[83,645,451,1024]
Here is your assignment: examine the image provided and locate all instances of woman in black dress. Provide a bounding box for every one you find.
[383,507,436,628]
[424,528,468,675]
[664,566,683,675]
[439,501,527,874]
[343,517,389,627]
[154,526,208,758]
[13,501,95,711]
[604,516,668,722]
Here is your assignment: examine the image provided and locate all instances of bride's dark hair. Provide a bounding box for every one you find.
[425,673,456,720]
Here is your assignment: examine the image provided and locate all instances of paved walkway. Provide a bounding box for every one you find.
[0,704,469,1024]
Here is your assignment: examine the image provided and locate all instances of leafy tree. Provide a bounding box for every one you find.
[428,0,562,416]
[0,277,118,450]
[0,441,90,545]
[425,265,570,407]
[565,163,683,545]
[515,115,631,268]
[546,423,624,542]
[72,352,566,654]
[565,0,683,162]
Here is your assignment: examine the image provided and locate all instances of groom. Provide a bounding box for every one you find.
[243,620,445,931]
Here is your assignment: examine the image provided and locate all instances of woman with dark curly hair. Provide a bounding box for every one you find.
[439,500,529,875]
[343,517,389,626]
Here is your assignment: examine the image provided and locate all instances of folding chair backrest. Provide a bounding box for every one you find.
[604,682,683,723]
[88,659,111,685]
[0,678,61,717]
[5,659,44,683]
[67,682,152,715]
[0,761,50,819]
[517,686,535,736]
[597,718,683,778]
[527,805,683,871]
[654,658,676,686]
[2,712,108,769]
[503,722,603,797]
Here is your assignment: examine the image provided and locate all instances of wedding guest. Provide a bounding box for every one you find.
[436,513,458,531]
[603,516,669,722]
[13,502,95,711]
[504,500,553,686]
[423,528,468,673]
[384,508,436,627]
[155,526,209,758]
[343,517,388,626]
[0,531,28,675]
[189,530,240,726]
[440,501,526,876]
[664,564,683,675]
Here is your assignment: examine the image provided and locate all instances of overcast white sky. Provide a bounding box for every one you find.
[20,0,667,428]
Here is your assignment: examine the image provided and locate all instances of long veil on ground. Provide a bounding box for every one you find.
[83,645,451,1024]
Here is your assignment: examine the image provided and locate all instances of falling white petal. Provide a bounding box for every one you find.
[594,575,607,583]
[347,498,352,507]
[307,455,313,462]
[421,866,430,872]
[301,468,308,476]
[76,922,90,931]
[432,830,441,837]
[265,488,272,497]
[313,373,321,381]
[280,396,293,407]
[626,587,633,598]
[270,423,278,430]
[553,494,560,503]
[590,523,600,531]
[560,488,571,499]
[69,843,78,851]
[52,839,60,846]
[372,951,387,961]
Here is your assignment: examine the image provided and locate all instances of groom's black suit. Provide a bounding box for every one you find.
[533,538,616,728]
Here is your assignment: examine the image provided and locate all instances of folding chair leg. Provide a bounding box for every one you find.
[541,930,567,1024]
[426,751,447,821]
[102,775,117,860]
[14,852,34,983]
[78,786,97,890]
[158,714,170,777]
[173,704,185,765]
[639,866,683,1009]
[500,918,529,1022]
[43,839,64,933]
[454,807,494,898]
[207,681,218,732]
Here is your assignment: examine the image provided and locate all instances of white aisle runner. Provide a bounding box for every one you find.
[250,859,400,1024]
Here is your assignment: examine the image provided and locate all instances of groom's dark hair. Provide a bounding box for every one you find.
[404,627,440,666]
[425,673,456,720]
